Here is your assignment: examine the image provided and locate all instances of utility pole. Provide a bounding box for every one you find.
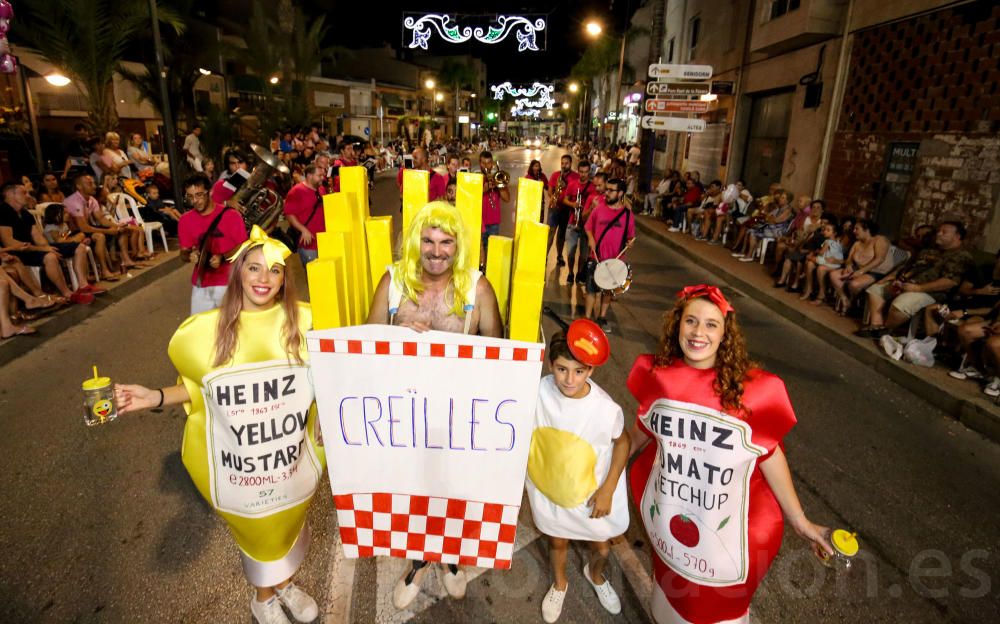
[638,0,666,194]
[610,33,628,147]
[148,0,183,204]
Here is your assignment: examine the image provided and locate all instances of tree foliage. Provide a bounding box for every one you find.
[17,0,182,134]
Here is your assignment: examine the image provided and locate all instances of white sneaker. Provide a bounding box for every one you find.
[541,584,567,623]
[738,256,754,262]
[276,583,318,622]
[667,226,680,232]
[442,565,467,599]
[984,377,1000,397]
[583,563,621,614]
[251,596,291,624]
[392,563,428,610]
[949,365,984,380]
[731,252,744,258]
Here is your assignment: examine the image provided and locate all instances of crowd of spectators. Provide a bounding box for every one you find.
[640,169,1000,398]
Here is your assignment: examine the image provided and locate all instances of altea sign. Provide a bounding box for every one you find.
[641,116,707,132]
[647,64,713,81]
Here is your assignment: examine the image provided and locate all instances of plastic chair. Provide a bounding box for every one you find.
[113,193,168,252]
[29,202,100,289]
[755,238,774,264]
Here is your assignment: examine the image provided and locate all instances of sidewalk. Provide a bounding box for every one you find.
[635,215,1000,444]
[0,252,182,368]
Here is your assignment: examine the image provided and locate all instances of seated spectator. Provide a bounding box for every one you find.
[897,223,935,255]
[1,249,63,315]
[735,190,794,262]
[668,176,704,232]
[38,172,66,203]
[102,132,133,179]
[801,222,846,304]
[202,158,218,184]
[855,221,972,338]
[65,174,124,280]
[948,300,1000,397]
[706,180,753,245]
[643,173,671,216]
[0,182,96,304]
[829,219,893,315]
[691,180,723,240]
[772,197,819,280]
[137,184,180,236]
[127,132,156,174]
[776,209,829,291]
[928,251,1000,338]
[101,177,150,262]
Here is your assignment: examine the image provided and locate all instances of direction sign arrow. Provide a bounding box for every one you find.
[641,116,707,132]
[647,63,713,81]
[646,81,711,97]
[645,99,710,113]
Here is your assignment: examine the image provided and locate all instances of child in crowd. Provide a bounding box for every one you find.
[801,222,845,303]
[42,203,87,246]
[138,184,181,236]
[526,323,630,623]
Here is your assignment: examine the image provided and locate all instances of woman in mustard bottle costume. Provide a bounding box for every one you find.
[115,226,326,624]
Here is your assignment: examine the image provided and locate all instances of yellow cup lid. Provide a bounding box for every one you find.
[82,376,112,390]
[832,529,859,557]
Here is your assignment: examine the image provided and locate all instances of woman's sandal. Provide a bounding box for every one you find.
[2,325,37,339]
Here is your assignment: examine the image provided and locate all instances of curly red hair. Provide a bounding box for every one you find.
[654,297,757,416]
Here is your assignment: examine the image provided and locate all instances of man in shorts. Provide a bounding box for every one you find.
[0,182,96,304]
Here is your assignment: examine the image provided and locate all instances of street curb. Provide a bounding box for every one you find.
[636,217,1000,444]
[0,256,183,368]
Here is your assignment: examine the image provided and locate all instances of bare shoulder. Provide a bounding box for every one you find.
[476,274,498,302]
[366,270,392,324]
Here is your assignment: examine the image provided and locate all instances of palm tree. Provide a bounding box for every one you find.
[280,8,350,129]
[17,0,182,134]
[437,59,478,138]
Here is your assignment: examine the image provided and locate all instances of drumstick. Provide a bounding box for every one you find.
[542,306,570,331]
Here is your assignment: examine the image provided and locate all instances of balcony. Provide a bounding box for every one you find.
[351,104,376,117]
[750,0,846,55]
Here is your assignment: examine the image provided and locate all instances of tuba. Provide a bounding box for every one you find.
[491,159,510,189]
[232,143,290,232]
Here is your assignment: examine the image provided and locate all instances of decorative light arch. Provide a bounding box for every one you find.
[491,82,555,118]
[403,14,546,51]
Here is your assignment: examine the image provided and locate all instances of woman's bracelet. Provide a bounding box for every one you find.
[156,388,164,408]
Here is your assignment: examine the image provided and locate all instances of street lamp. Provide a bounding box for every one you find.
[269,75,279,85]
[586,21,602,37]
[435,92,444,102]
[568,82,579,94]
[43,73,70,87]
[198,67,212,76]
[562,102,570,110]
[424,78,435,89]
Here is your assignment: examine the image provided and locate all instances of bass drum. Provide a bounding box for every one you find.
[592,258,633,298]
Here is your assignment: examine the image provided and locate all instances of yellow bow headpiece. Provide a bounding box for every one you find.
[228,225,292,269]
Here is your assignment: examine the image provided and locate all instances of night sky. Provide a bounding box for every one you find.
[218,0,639,83]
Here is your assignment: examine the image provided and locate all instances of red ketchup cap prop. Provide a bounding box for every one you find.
[566,318,610,367]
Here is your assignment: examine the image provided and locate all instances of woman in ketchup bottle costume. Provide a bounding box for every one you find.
[627,284,833,623]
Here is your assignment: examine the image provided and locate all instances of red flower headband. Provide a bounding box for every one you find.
[676,284,734,316]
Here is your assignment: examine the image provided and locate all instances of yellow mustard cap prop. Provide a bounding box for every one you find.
[831,530,859,557]
[82,365,111,390]
[228,224,292,269]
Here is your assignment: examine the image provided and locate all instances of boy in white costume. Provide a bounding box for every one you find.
[526,321,631,623]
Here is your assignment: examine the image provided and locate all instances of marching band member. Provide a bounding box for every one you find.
[584,178,635,329]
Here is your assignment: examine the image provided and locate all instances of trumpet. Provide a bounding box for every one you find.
[490,160,510,189]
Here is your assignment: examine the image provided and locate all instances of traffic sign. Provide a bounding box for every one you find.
[646,81,711,97]
[641,116,707,132]
[645,99,710,114]
[647,63,713,81]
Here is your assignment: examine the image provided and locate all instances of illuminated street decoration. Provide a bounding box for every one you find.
[403,14,546,51]
[491,82,555,118]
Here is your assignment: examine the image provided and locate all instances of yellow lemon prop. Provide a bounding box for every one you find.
[528,427,598,508]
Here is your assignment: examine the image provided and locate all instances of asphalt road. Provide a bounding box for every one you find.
[1,146,997,624]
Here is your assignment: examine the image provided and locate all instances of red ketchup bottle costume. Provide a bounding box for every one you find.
[627,285,796,624]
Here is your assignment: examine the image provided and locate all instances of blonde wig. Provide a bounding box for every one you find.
[393,201,471,317]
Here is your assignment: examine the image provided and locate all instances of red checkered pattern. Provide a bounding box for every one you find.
[332,493,519,569]
[310,338,545,362]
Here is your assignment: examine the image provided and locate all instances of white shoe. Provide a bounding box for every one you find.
[738,256,754,262]
[251,596,291,624]
[276,583,318,622]
[392,563,428,610]
[984,377,1000,397]
[949,365,984,380]
[731,252,744,258]
[442,565,467,599]
[541,584,567,623]
[583,563,621,615]
[667,226,680,232]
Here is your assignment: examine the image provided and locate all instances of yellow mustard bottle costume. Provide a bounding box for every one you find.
[167,301,326,586]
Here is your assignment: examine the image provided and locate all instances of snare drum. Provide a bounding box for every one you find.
[593,258,633,298]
